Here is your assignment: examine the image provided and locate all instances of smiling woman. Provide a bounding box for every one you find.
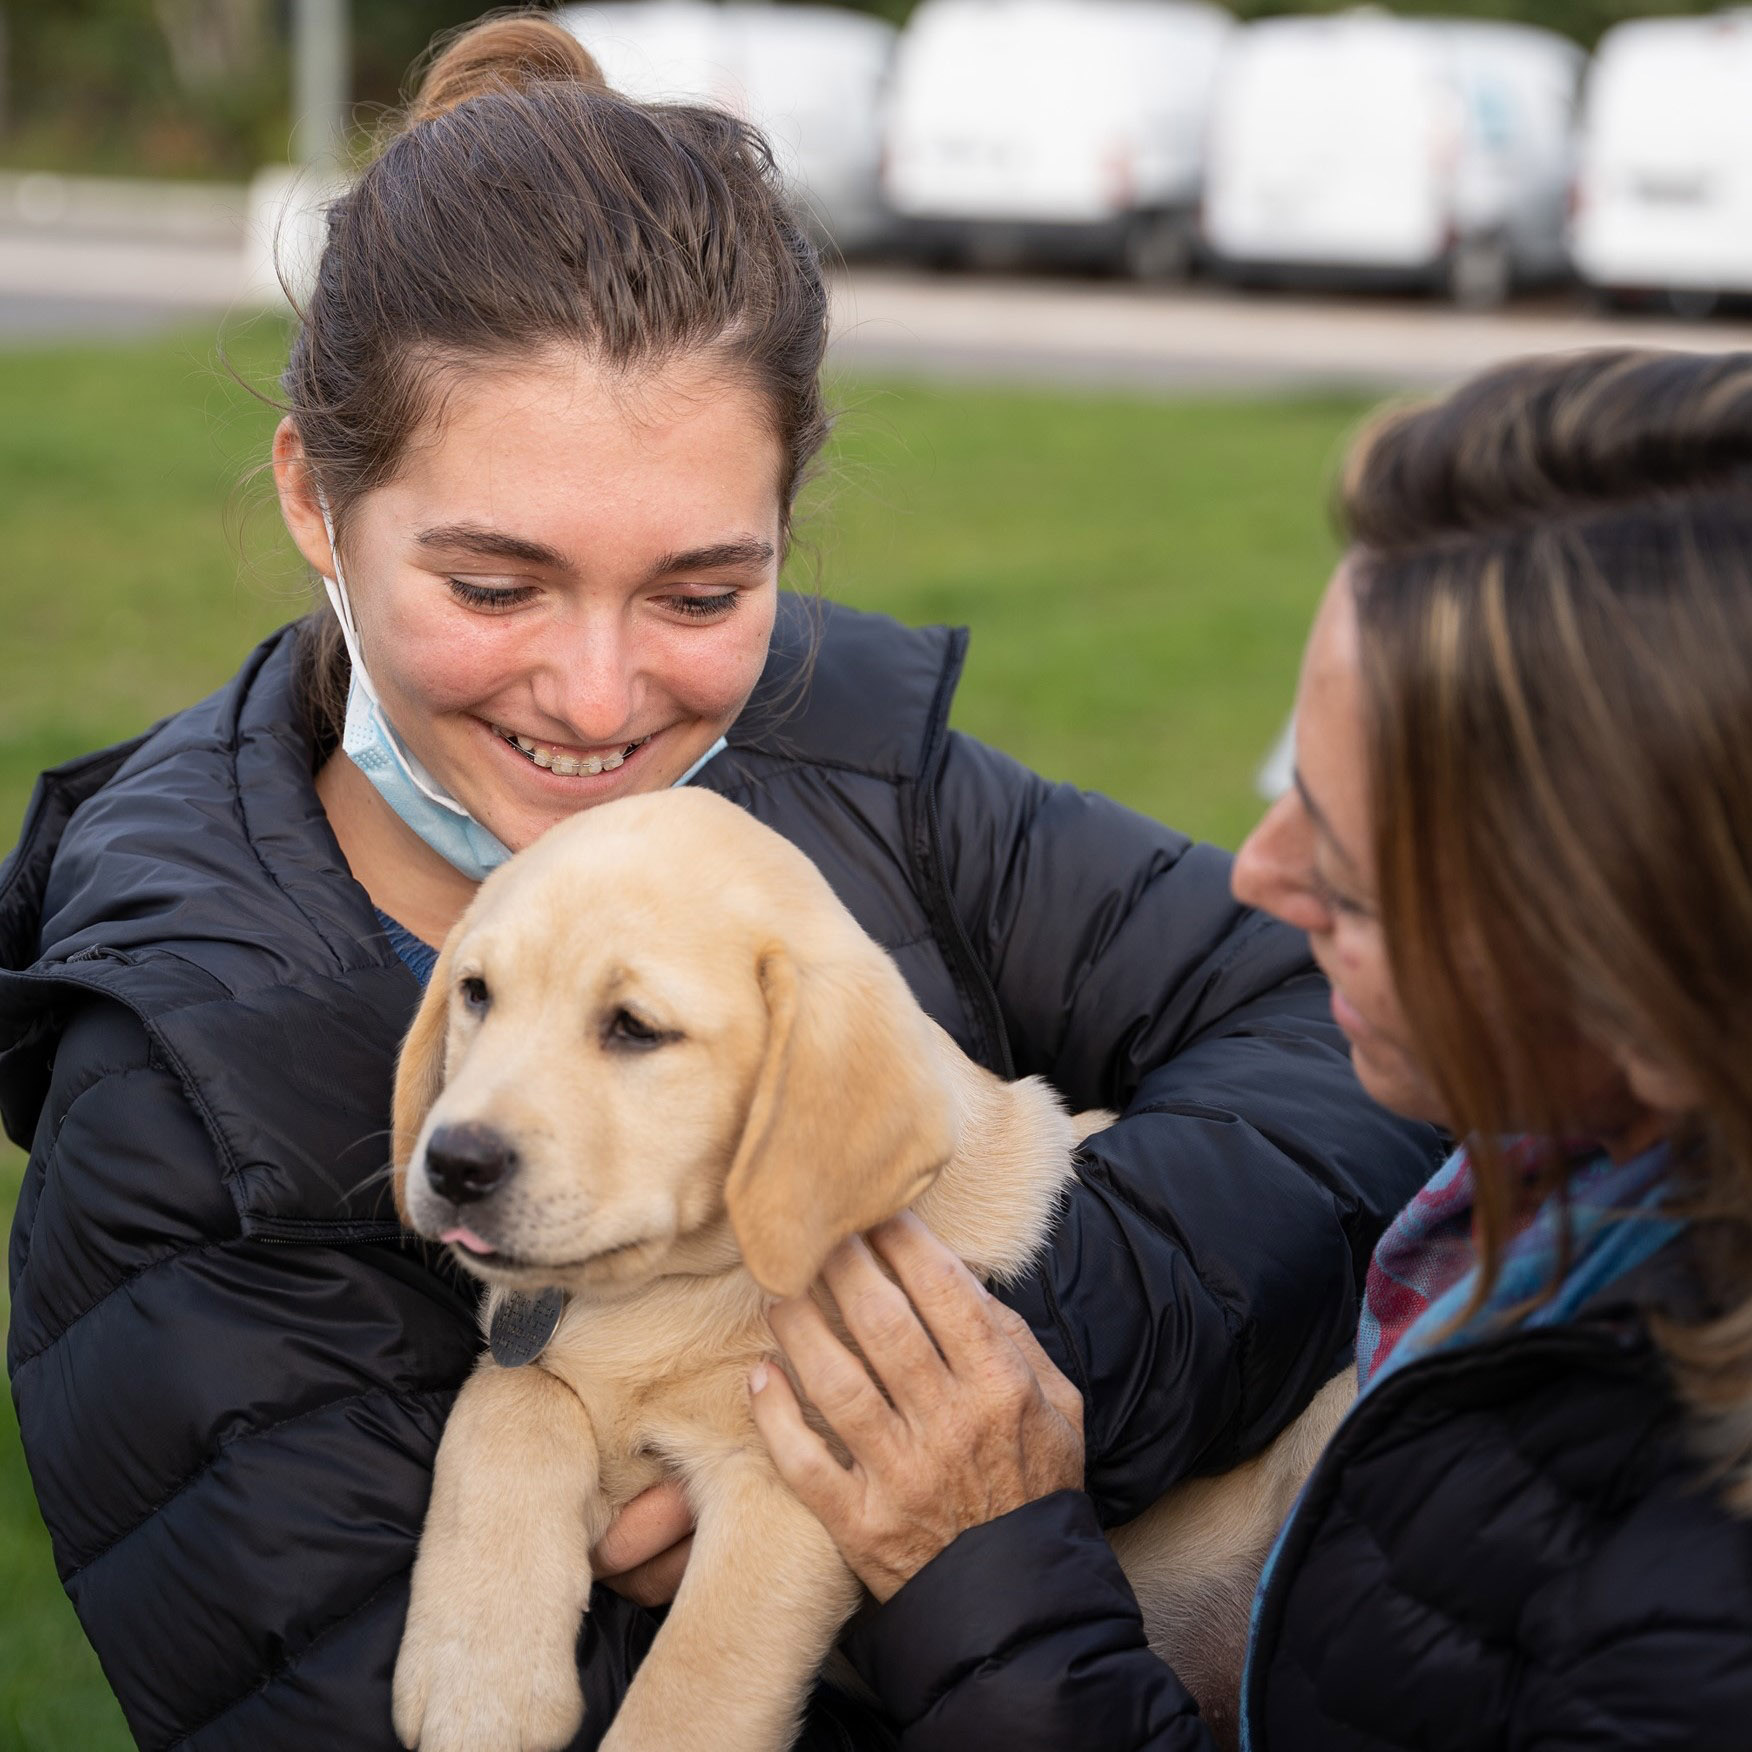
[0,11,1438,1752]
[278,351,788,943]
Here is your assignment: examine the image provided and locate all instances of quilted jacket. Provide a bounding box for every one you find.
[845,1254,1752,1750]
[1,595,1440,1749]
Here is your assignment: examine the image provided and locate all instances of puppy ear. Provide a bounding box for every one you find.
[725,943,956,1298]
[391,937,456,1224]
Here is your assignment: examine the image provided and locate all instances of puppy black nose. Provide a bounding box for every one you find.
[425,1123,517,1205]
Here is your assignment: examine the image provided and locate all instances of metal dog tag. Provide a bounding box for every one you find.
[489,1287,568,1368]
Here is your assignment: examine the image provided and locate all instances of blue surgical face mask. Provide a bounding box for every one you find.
[315,495,727,883]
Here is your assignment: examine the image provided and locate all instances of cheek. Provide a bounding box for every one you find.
[652,593,778,718]
[378,597,515,714]
[1330,927,1403,1030]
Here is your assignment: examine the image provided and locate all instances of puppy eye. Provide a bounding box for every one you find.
[604,1007,671,1051]
[459,976,490,1012]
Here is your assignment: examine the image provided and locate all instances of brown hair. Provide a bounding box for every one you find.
[1340,349,1752,1505]
[285,10,830,743]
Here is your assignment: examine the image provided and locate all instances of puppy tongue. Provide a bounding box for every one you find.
[440,1225,497,1257]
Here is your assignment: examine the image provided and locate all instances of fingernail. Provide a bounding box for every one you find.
[749,1362,769,1394]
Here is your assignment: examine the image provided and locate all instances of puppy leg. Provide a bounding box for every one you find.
[1108,1371,1355,1752]
[602,1451,861,1752]
[394,1359,607,1752]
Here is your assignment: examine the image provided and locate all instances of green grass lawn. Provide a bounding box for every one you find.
[0,321,1373,1749]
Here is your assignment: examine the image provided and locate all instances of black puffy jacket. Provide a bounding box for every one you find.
[846,1253,1752,1750]
[1,597,1439,1750]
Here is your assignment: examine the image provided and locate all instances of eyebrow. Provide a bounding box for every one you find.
[413,526,776,582]
[1292,767,1365,883]
[643,539,777,580]
[415,523,568,569]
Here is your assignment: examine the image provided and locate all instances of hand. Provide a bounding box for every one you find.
[590,1480,695,1607]
[749,1210,1084,1602]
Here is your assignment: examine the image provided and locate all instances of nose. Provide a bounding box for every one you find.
[535,609,640,746]
[1233,792,1330,936]
[425,1122,518,1205]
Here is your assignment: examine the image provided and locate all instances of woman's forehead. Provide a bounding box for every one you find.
[382,350,786,557]
[1296,568,1371,865]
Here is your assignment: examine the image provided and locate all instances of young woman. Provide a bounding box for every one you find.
[0,15,1436,1750]
[753,346,1752,1749]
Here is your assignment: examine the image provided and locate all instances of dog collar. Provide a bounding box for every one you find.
[489,1286,568,1367]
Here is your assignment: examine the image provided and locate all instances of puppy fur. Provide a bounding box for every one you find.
[389,787,1350,1752]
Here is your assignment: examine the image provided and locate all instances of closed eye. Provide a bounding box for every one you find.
[449,578,537,612]
[602,1007,679,1051]
[1310,865,1374,920]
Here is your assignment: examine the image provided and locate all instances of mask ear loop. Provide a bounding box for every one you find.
[314,486,471,820]
[315,488,382,710]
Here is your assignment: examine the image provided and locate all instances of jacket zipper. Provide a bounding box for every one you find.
[913,628,1015,1080]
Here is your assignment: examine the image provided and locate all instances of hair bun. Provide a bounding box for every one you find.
[409,11,606,125]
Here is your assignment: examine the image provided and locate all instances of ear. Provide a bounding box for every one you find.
[725,943,957,1298]
[391,936,457,1224]
[272,417,339,580]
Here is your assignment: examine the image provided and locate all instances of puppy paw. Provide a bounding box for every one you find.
[393,1592,585,1752]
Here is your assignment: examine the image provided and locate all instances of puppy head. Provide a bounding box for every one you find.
[393,788,956,1298]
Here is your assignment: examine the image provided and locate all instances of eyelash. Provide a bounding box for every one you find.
[448,579,533,611]
[1311,866,1370,919]
[665,591,740,621]
[445,581,741,621]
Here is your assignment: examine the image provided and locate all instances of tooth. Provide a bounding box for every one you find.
[531,747,554,769]
[515,734,536,753]
[551,756,581,776]
[600,752,623,771]
[580,756,603,775]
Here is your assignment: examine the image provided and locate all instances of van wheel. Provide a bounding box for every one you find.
[1445,235,1511,309]
[1124,213,1194,284]
[1664,287,1720,321]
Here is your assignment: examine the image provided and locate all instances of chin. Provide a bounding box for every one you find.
[1352,1044,1447,1129]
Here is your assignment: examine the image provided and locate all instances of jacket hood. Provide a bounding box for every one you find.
[0,626,420,1236]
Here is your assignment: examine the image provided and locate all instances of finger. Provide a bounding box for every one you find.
[590,1479,695,1579]
[599,1534,693,1609]
[749,1359,859,1521]
[988,1298,1085,1436]
[767,1292,902,1450]
[820,1235,950,1414]
[865,1210,1010,1378]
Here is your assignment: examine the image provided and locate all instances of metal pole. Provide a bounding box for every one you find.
[292,0,349,170]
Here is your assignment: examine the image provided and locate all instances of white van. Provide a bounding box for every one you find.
[559,2,897,252]
[1203,11,1582,305]
[1571,13,1752,311]
[882,0,1235,279]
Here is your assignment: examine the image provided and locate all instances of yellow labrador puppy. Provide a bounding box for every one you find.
[390,787,1349,1752]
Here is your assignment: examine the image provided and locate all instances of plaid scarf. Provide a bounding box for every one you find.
[1356,1134,1681,1392]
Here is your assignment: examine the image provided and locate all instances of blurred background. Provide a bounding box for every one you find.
[5,1,1752,1745]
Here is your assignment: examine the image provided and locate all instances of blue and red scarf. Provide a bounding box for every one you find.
[1356,1134,1681,1392]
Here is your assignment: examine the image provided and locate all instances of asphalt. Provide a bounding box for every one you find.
[823,269,1752,395]
[8,224,1752,388]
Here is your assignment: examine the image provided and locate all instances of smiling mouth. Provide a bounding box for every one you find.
[491,725,653,778]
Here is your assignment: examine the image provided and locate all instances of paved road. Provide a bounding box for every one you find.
[8,226,1752,387]
[0,229,245,342]
[825,269,1752,393]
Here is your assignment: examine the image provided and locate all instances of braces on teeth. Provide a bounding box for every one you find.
[497,728,648,777]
